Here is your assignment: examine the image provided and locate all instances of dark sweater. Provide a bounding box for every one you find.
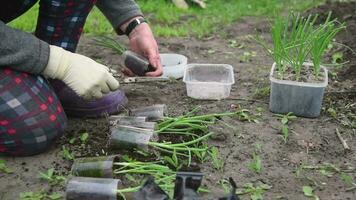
[0,0,142,74]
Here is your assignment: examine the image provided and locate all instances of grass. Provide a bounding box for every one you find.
[8,0,325,37]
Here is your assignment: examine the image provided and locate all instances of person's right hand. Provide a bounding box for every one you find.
[42,45,119,100]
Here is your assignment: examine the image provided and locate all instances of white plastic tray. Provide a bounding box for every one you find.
[183,64,235,100]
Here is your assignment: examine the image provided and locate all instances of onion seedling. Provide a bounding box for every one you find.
[258,12,345,81]
[94,35,126,54]
[156,107,250,135]
[310,13,346,77]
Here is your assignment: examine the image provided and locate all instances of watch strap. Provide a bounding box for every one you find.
[125,18,147,36]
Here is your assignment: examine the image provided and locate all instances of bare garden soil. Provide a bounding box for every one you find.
[1,1,355,200]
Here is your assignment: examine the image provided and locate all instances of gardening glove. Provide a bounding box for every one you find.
[120,17,163,77]
[42,45,120,100]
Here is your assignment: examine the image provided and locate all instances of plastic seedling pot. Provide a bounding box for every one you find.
[130,104,166,121]
[269,62,328,118]
[109,116,156,129]
[109,125,158,151]
[160,53,188,79]
[71,155,119,178]
[122,50,154,76]
[66,177,121,200]
[183,64,235,100]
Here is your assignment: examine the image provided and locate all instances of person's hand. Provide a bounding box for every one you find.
[121,18,162,77]
[42,45,120,100]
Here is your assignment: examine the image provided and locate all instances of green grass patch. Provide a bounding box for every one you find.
[8,0,325,37]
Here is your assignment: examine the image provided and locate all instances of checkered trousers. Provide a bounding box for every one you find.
[1,0,97,52]
[0,0,97,156]
[0,68,67,156]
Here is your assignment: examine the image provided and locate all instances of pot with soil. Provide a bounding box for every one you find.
[109,125,158,151]
[66,177,122,200]
[269,62,328,117]
[261,13,345,118]
[71,155,119,178]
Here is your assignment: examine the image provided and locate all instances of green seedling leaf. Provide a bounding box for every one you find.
[69,138,76,144]
[163,149,181,170]
[80,132,89,143]
[208,147,224,170]
[248,153,262,173]
[38,168,66,186]
[341,173,353,185]
[20,191,62,200]
[20,191,45,200]
[303,186,313,197]
[281,124,289,143]
[0,159,13,174]
[218,179,231,193]
[332,52,343,64]
[237,182,271,200]
[228,40,245,48]
[39,168,54,181]
[239,51,257,62]
[207,49,216,54]
[61,146,74,161]
[327,108,337,118]
[303,186,319,200]
[47,193,62,200]
[281,117,288,125]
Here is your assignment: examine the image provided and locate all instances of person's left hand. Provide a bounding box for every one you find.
[121,20,162,77]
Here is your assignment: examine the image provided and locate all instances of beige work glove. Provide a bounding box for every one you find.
[42,45,119,100]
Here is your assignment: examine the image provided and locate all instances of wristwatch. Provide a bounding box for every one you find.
[125,17,147,36]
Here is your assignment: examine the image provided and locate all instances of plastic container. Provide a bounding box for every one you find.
[122,50,154,76]
[160,53,188,79]
[109,125,157,151]
[183,64,235,100]
[130,104,166,121]
[109,116,156,129]
[66,177,121,200]
[71,155,119,178]
[269,62,328,118]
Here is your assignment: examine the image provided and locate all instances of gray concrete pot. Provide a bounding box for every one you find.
[269,62,328,118]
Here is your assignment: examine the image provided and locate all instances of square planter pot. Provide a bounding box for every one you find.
[269,62,328,118]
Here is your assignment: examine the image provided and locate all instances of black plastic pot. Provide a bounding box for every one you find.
[130,104,166,121]
[71,155,119,178]
[66,177,121,200]
[110,125,157,151]
[123,50,154,76]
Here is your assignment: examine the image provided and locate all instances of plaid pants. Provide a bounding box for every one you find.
[0,0,96,156]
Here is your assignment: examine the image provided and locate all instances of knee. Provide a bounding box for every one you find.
[0,113,68,157]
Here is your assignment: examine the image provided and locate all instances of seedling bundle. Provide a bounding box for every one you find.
[95,36,154,76]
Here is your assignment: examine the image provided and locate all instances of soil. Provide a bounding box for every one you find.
[1,2,355,200]
[274,65,326,83]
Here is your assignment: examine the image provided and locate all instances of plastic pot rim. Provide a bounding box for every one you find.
[183,63,235,85]
[269,62,328,88]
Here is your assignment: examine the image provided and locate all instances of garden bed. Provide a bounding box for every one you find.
[1,2,355,199]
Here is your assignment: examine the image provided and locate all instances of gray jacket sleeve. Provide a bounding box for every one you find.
[96,0,143,34]
[0,20,49,74]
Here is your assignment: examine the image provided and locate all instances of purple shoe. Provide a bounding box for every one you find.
[50,80,128,118]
